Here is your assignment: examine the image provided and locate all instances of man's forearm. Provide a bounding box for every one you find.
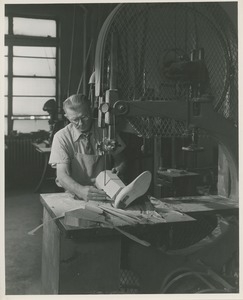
[57,172,86,199]
[57,171,108,201]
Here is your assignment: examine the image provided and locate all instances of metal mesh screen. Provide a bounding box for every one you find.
[126,117,187,138]
[98,3,237,137]
[119,269,140,293]
[197,3,238,122]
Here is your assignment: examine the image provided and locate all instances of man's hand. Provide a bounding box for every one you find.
[81,186,108,202]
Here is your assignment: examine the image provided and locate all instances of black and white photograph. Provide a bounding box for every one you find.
[1,0,240,297]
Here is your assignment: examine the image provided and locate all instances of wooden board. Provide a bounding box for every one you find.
[64,207,106,227]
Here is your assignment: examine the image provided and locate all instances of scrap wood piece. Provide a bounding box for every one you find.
[124,201,166,223]
[140,212,166,224]
[99,203,166,225]
[126,199,195,223]
[52,202,151,247]
[64,207,106,228]
[99,206,139,225]
[63,206,151,247]
[103,205,163,224]
[85,202,141,225]
[28,204,103,235]
[100,205,142,219]
[62,203,152,246]
[28,213,65,235]
[29,198,152,247]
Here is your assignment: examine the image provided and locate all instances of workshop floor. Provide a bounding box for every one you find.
[5,186,45,295]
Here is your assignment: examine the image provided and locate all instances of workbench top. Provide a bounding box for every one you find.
[150,194,238,216]
[32,142,51,153]
[40,192,195,238]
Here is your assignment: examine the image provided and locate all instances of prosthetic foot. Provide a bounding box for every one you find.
[95,170,152,209]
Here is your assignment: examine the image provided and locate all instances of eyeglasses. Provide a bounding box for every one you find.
[66,114,90,124]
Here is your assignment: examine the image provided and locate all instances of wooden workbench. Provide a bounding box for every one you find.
[40,192,195,294]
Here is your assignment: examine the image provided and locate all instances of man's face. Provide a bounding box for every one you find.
[65,105,92,132]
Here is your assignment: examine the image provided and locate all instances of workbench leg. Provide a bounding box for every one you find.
[41,207,121,294]
[41,208,60,294]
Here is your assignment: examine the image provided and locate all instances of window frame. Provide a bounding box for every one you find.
[5,13,60,135]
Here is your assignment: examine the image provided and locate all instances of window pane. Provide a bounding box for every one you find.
[13,57,56,76]
[14,46,56,58]
[5,78,8,95]
[13,97,54,115]
[13,119,49,133]
[13,78,56,96]
[13,18,56,37]
[5,17,8,34]
[5,97,8,115]
[5,56,8,75]
[5,117,8,135]
[5,45,8,75]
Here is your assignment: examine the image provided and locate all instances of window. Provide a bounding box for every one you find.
[5,16,59,134]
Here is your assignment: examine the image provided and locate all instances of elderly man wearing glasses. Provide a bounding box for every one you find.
[49,94,126,201]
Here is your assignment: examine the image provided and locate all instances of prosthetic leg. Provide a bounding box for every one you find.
[95,170,152,208]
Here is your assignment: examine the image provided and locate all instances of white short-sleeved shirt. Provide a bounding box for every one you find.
[49,121,125,167]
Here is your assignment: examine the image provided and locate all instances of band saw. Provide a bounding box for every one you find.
[91,2,238,293]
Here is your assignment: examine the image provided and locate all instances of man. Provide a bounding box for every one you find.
[49,94,126,201]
